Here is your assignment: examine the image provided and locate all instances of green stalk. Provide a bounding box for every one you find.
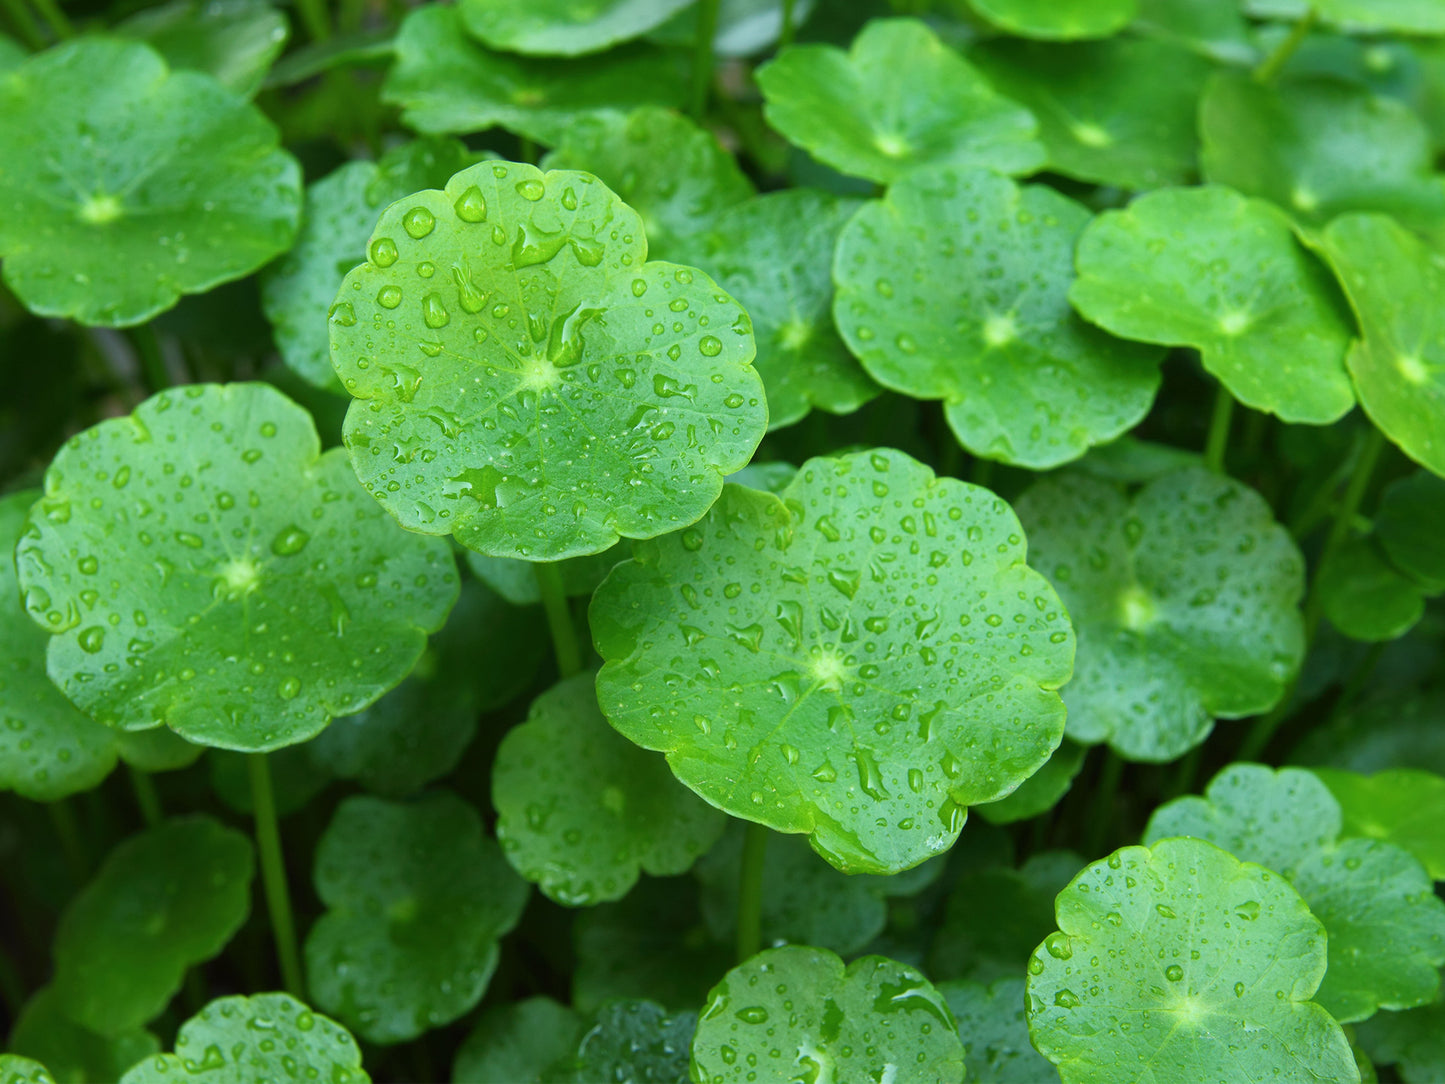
[779,0,796,47]
[248,754,305,998]
[127,325,171,395]
[1254,7,1316,84]
[294,0,332,43]
[518,137,538,165]
[0,0,44,49]
[736,822,767,962]
[28,0,70,39]
[1083,750,1123,857]
[1239,426,1386,761]
[690,0,720,119]
[47,799,88,883]
[1204,387,1234,474]
[128,765,163,828]
[534,563,583,678]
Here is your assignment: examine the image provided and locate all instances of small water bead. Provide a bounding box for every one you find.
[454,186,487,222]
[1164,965,1184,982]
[422,293,450,329]
[515,179,545,201]
[370,237,398,267]
[699,335,723,357]
[402,206,436,239]
[78,625,106,653]
[377,286,402,309]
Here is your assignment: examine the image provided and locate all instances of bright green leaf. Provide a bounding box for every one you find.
[453,997,584,1084]
[834,167,1162,469]
[1314,0,1445,34]
[1318,535,1426,642]
[1375,469,1445,589]
[7,985,158,1084]
[1070,185,1355,425]
[971,38,1212,190]
[591,448,1074,874]
[458,0,693,56]
[15,383,459,752]
[1319,213,1445,477]
[940,976,1061,1084]
[493,673,725,905]
[1311,767,1445,880]
[1145,764,1445,1022]
[464,545,624,606]
[51,816,253,1035]
[114,0,289,97]
[1028,837,1359,1083]
[966,0,1136,39]
[117,993,368,1084]
[262,138,477,391]
[305,790,529,1043]
[0,1057,54,1084]
[977,741,1085,825]
[676,189,877,430]
[692,945,964,1084]
[756,19,1044,185]
[1131,0,1256,63]
[1016,469,1305,760]
[330,159,767,561]
[382,7,685,144]
[541,107,754,259]
[0,38,301,326]
[548,1000,696,1084]
[1200,73,1445,241]
[1355,992,1445,1084]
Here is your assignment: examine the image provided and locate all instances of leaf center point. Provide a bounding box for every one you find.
[78,193,124,225]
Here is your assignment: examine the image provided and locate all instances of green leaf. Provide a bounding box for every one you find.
[464,546,624,606]
[453,997,585,1084]
[458,0,693,56]
[547,1000,696,1084]
[1027,837,1359,1084]
[309,576,545,795]
[1073,436,1202,485]
[1311,767,1445,880]
[493,673,725,905]
[117,993,369,1084]
[676,189,877,431]
[305,790,529,1043]
[262,138,477,391]
[1292,688,1445,776]
[382,7,685,144]
[1355,992,1445,1084]
[1314,0,1445,34]
[692,945,964,1084]
[648,0,815,57]
[1070,185,1355,425]
[939,976,1061,1084]
[15,383,459,752]
[330,159,767,562]
[977,740,1085,825]
[209,744,329,816]
[1130,0,1256,63]
[0,1057,54,1084]
[541,107,754,260]
[1319,214,1445,476]
[970,38,1213,190]
[833,167,1162,469]
[930,850,1083,982]
[1318,536,1426,642]
[7,985,158,1084]
[51,816,253,1035]
[1015,469,1305,760]
[1200,73,1445,242]
[0,33,24,71]
[114,0,289,98]
[0,39,301,327]
[755,19,1043,185]
[1375,469,1445,589]
[590,448,1074,874]
[966,0,1136,39]
[1145,764,1445,1022]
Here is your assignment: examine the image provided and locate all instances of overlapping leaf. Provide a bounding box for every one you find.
[452,998,584,1084]
[1356,992,1445,1084]
[975,741,1084,824]
[1131,0,1255,63]
[114,0,289,97]
[464,546,623,606]
[1318,536,1427,642]
[940,976,1060,1084]
[458,0,692,56]
[966,0,1136,39]
[1376,470,1445,589]
[0,1058,53,1084]
[1311,767,1445,880]
[7,986,158,1084]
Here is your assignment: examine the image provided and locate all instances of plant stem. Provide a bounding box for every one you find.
[0,0,44,48]
[47,799,88,883]
[690,0,720,119]
[127,325,171,394]
[128,765,163,827]
[534,563,583,678]
[1083,750,1123,857]
[518,137,538,164]
[736,821,767,962]
[1204,387,1233,474]
[248,754,304,998]
[779,0,796,47]
[1254,7,1316,84]
[294,0,332,42]
[28,0,69,39]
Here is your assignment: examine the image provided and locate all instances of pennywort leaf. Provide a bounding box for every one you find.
[113,0,289,98]
[458,0,693,56]
[940,976,1061,1084]
[7,985,159,1084]
[1310,767,1445,880]
[965,0,1137,40]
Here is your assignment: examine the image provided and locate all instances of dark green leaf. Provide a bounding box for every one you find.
[114,0,289,97]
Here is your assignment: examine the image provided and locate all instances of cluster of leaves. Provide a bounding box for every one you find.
[2,0,1445,1082]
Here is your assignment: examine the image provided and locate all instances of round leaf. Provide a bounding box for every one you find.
[8,985,159,1084]
[305,790,529,1043]
[262,138,477,390]
[14,383,459,752]
[691,945,964,1084]
[1145,764,1445,1022]
[590,448,1074,874]
[966,0,1136,39]
[939,976,1061,1084]
[970,38,1212,190]
[330,159,767,561]
[549,1000,696,1084]
[1015,469,1306,761]
[1312,767,1445,880]
[464,545,624,606]
[1070,185,1355,425]
[833,167,1162,470]
[1130,0,1256,63]
[493,673,725,905]
[1318,535,1426,642]
[382,7,686,144]
[114,0,289,98]
[677,189,878,431]
[756,19,1043,185]
[1319,213,1445,476]
[52,816,254,1035]
[117,993,368,1084]
[1376,470,1445,590]
[453,998,584,1084]
[458,0,693,56]
[1026,837,1358,1084]
[1355,995,1445,1084]
[0,1058,53,1084]
[0,38,301,326]
[541,107,755,260]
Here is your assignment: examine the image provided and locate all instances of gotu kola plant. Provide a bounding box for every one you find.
[2,1,1445,1082]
